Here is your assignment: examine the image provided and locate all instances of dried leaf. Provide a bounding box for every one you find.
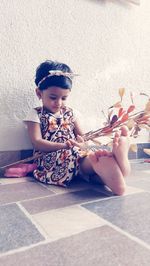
[130,144,138,153]
[143,149,150,156]
[119,88,125,100]
[81,90,150,143]
[127,105,135,114]
[138,124,150,130]
[118,107,125,118]
[126,119,135,130]
[113,101,122,108]
[121,113,128,123]
[109,101,122,109]
[138,115,150,122]
[130,92,135,104]
[110,115,118,125]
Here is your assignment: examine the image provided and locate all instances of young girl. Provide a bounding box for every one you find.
[24,60,131,195]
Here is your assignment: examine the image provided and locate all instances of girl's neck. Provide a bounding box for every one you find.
[42,106,62,118]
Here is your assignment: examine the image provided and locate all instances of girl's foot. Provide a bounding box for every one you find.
[88,152,125,195]
[112,126,131,176]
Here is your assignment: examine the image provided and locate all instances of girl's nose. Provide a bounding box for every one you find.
[56,99,62,106]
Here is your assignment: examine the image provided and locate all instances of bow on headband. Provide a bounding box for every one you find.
[38,70,79,87]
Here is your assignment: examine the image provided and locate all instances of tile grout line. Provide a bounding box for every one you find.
[0,194,57,207]
[97,215,150,251]
[0,203,150,258]
[7,189,146,215]
[0,212,149,259]
[80,202,150,250]
[0,239,53,258]
[0,204,107,258]
[0,187,145,208]
[17,202,49,240]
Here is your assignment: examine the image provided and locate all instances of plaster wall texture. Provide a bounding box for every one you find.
[0,0,149,151]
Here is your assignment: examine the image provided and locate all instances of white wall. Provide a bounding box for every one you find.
[0,0,149,151]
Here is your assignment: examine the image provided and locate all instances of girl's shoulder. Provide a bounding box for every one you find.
[62,105,73,113]
[62,106,75,117]
[62,106,80,122]
[23,107,40,123]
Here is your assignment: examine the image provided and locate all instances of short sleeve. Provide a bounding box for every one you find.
[23,109,40,124]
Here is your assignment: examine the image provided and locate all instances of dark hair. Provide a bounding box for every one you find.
[35,60,73,90]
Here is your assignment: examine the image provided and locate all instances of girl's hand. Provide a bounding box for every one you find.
[68,135,86,149]
[68,136,113,157]
[76,135,85,143]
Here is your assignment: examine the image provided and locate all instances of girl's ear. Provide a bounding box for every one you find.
[36,88,42,100]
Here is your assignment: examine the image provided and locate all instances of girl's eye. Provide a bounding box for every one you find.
[50,97,57,100]
[62,97,67,101]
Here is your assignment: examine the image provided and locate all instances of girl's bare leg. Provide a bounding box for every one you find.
[80,154,126,195]
[79,126,130,195]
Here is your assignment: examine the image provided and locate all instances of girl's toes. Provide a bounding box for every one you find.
[95,149,104,158]
[120,126,128,136]
[113,136,119,146]
[88,152,98,163]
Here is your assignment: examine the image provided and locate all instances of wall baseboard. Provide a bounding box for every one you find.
[0,151,21,167]
[0,143,150,167]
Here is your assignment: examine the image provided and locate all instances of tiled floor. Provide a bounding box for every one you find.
[0,160,150,266]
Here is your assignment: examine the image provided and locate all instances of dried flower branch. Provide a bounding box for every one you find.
[82,89,150,150]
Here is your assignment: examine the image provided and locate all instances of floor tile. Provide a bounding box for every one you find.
[82,192,150,244]
[0,176,33,185]
[0,204,44,253]
[21,189,107,214]
[43,179,93,194]
[33,205,105,241]
[127,177,150,191]
[124,185,144,195]
[0,226,150,266]
[0,182,54,205]
[130,161,150,173]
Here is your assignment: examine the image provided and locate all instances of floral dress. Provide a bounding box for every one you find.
[33,106,84,187]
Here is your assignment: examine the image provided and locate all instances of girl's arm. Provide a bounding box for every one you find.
[70,119,86,149]
[26,121,69,152]
[73,119,85,137]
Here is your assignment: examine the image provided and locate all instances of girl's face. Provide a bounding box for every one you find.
[36,86,71,114]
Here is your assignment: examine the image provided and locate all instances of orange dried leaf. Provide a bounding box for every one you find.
[127,105,135,114]
[109,102,121,109]
[113,101,122,108]
[118,107,125,117]
[119,88,125,100]
[121,113,128,123]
